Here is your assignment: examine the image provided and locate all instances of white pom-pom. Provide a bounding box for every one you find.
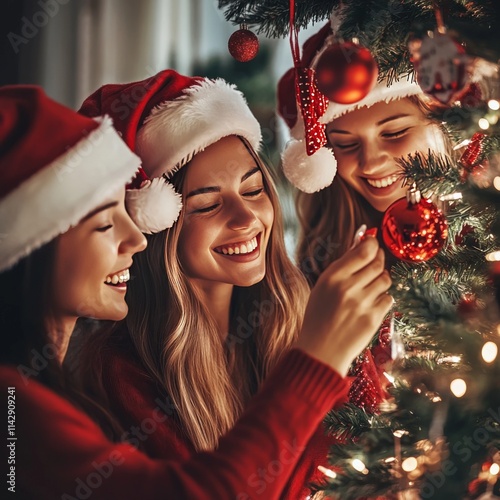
[281,139,337,193]
[126,177,182,234]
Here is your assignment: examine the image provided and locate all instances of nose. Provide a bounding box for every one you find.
[359,139,391,175]
[120,214,147,255]
[226,197,258,231]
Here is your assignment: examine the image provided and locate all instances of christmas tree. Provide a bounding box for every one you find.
[219,1,500,498]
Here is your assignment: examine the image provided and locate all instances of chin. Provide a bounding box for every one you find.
[99,306,129,322]
[235,270,266,287]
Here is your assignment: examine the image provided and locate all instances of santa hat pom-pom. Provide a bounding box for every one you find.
[281,139,337,193]
[126,177,182,234]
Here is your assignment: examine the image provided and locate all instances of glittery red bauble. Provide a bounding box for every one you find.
[228,28,259,62]
[315,41,378,104]
[382,197,448,262]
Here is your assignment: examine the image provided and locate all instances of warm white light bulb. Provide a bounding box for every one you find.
[352,459,366,472]
[317,465,337,479]
[488,100,500,111]
[479,118,490,130]
[402,457,418,472]
[450,378,467,398]
[482,341,498,363]
[490,463,500,475]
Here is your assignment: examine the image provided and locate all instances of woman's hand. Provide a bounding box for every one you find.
[295,237,392,377]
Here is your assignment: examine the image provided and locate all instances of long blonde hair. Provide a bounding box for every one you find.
[124,137,309,451]
[296,95,453,285]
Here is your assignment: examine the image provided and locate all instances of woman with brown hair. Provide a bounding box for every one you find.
[76,69,393,498]
[1,84,390,499]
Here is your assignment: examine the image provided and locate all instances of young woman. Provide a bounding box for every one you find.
[275,20,453,420]
[75,69,393,498]
[0,85,392,499]
[277,22,450,285]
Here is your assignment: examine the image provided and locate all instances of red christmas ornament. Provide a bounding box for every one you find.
[382,186,448,262]
[348,350,386,413]
[454,223,475,246]
[295,67,328,155]
[460,132,486,181]
[315,41,378,104]
[409,30,471,105]
[457,293,479,318]
[228,25,259,62]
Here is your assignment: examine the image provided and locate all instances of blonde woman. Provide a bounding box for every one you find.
[76,69,392,498]
[1,84,390,500]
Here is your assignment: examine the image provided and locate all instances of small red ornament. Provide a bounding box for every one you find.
[228,25,259,62]
[460,132,486,181]
[315,41,378,104]
[457,293,479,318]
[454,223,475,246]
[382,186,448,262]
[409,30,471,105]
[295,67,328,155]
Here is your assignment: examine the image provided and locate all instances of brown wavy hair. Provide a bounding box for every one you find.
[92,137,309,451]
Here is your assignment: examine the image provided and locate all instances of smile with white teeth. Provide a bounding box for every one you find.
[366,174,400,189]
[214,236,258,255]
[104,269,130,285]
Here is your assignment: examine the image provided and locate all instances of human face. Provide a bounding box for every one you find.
[53,188,147,323]
[326,98,446,212]
[178,136,274,291]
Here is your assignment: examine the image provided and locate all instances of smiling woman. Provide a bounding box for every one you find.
[277,22,451,285]
[325,97,447,214]
[74,68,393,499]
[0,83,393,500]
[178,136,274,289]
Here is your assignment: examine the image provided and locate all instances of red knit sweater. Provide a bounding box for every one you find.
[1,349,348,499]
[98,336,342,499]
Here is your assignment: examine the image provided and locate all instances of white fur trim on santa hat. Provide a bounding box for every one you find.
[284,77,423,193]
[136,79,262,180]
[282,139,337,193]
[0,116,141,272]
[321,77,423,124]
[126,177,182,234]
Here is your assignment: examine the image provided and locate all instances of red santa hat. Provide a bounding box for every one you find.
[79,69,262,233]
[0,85,141,273]
[277,19,423,193]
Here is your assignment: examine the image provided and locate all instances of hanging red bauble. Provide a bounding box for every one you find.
[228,25,259,62]
[382,186,448,262]
[315,41,378,104]
[409,30,471,105]
[460,132,486,181]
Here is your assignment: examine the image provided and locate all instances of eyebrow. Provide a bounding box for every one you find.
[80,201,118,222]
[186,166,260,198]
[328,114,411,134]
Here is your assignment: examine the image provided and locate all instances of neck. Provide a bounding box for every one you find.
[47,317,77,364]
[192,281,233,341]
